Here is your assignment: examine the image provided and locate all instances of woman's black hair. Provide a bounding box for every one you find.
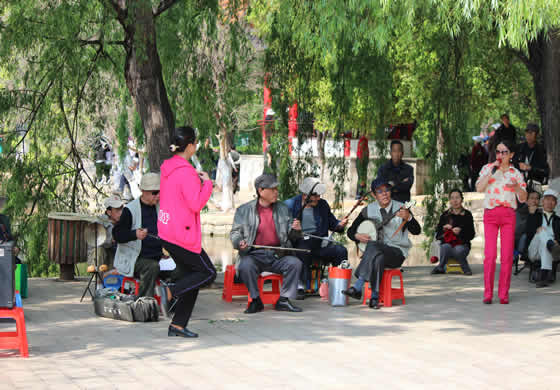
[449,188,464,200]
[495,138,516,155]
[170,126,196,153]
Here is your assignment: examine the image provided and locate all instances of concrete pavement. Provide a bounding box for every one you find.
[2,264,559,389]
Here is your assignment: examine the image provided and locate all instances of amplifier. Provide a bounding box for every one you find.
[0,241,15,308]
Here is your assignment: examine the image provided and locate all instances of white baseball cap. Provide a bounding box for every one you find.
[543,189,559,200]
[299,177,326,196]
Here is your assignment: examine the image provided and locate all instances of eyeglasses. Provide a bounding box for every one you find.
[151,191,160,195]
[375,188,391,194]
[495,150,510,155]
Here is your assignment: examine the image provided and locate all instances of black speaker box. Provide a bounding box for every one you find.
[0,241,15,308]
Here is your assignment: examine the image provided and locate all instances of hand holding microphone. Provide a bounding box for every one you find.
[491,157,502,175]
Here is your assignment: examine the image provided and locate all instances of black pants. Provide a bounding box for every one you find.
[162,241,216,328]
[355,241,404,298]
[294,237,347,285]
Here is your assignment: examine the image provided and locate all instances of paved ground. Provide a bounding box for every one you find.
[2,265,560,390]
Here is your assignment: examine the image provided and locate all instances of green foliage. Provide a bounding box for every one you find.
[116,106,129,161]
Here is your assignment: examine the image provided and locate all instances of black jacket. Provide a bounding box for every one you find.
[526,211,560,245]
[376,160,414,203]
[514,142,549,184]
[435,209,476,248]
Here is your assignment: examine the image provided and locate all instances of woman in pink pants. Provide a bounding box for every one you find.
[476,139,527,304]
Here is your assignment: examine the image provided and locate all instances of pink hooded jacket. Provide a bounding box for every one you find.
[158,155,213,254]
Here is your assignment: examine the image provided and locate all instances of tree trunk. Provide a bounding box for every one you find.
[524,31,560,179]
[123,1,175,172]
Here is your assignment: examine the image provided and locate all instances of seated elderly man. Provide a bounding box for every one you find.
[230,174,303,314]
[527,189,560,288]
[285,177,348,299]
[98,195,124,268]
[343,178,421,309]
[113,173,165,297]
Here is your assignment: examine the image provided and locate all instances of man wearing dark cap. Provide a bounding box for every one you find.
[230,174,303,313]
[343,178,421,309]
[285,177,349,299]
[514,123,549,192]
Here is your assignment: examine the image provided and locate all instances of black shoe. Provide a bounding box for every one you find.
[275,297,302,312]
[431,267,445,275]
[296,288,305,300]
[463,269,473,276]
[244,297,264,314]
[536,270,550,288]
[168,325,198,338]
[341,287,362,300]
[368,298,380,309]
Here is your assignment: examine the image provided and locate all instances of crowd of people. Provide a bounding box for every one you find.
[69,119,557,338]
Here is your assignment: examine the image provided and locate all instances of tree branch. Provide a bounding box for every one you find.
[154,0,180,17]
[79,39,125,47]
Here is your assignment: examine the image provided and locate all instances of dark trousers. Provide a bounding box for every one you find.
[356,241,404,298]
[436,243,471,272]
[133,257,161,298]
[238,249,301,300]
[162,241,216,328]
[294,237,347,285]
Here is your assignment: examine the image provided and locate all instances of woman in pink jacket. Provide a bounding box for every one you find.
[158,126,216,338]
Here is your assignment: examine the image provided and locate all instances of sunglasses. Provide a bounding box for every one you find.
[151,191,160,195]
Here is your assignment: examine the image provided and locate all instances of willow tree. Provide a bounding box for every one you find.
[251,0,560,177]
[0,0,250,171]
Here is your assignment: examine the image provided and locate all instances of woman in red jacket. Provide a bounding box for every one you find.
[158,126,216,338]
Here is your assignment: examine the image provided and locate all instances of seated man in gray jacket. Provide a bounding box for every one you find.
[230,174,303,314]
[343,178,421,309]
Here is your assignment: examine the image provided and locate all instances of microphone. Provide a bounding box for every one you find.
[492,157,502,174]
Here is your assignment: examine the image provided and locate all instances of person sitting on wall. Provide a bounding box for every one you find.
[526,189,560,288]
[430,189,476,276]
[514,190,540,270]
[285,177,349,299]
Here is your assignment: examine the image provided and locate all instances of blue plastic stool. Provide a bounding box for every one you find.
[103,274,124,291]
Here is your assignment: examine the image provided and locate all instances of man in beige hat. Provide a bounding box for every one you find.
[113,172,166,297]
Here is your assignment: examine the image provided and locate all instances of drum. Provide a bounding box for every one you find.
[356,219,378,253]
[47,213,98,280]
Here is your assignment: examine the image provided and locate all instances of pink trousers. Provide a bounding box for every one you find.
[483,207,516,301]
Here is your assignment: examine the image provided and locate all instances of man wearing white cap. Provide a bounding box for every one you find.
[285,177,349,299]
[113,172,165,297]
[97,195,124,267]
[527,189,560,287]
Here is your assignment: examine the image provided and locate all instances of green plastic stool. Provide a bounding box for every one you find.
[15,264,28,298]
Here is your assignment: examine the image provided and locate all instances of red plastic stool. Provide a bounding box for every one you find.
[121,277,162,305]
[121,277,140,295]
[249,273,283,305]
[222,265,249,302]
[362,269,405,307]
[0,307,29,357]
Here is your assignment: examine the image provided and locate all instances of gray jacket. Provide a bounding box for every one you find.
[230,199,296,255]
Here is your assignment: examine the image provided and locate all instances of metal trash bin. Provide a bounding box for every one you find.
[328,267,352,306]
